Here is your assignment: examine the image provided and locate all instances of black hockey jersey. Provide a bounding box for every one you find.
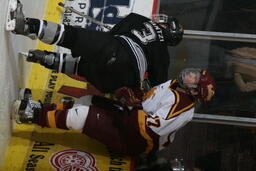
[110,13,170,87]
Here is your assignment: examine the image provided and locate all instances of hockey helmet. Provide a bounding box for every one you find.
[178,68,216,102]
[197,70,216,102]
[152,14,184,46]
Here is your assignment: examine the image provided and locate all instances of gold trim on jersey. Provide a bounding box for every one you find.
[166,80,195,120]
[167,89,180,119]
[47,102,65,128]
[142,87,156,100]
[47,110,57,128]
[56,102,64,110]
[167,102,194,119]
[138,110,153,154]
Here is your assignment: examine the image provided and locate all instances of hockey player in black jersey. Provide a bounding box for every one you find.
[10,0,183,93]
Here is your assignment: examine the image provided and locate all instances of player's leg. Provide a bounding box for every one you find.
[11,1,65,45]
[12,90,126,151]
[22,43,139,93]
[12,98,131,154]
[22,49,80,75]
[12,89,147,155]
[10,0,112,56]
[12,93,89,131]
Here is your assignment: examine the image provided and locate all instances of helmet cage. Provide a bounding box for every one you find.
[151,14,169,24]
[152,14,183,46]
[179,68,216,102]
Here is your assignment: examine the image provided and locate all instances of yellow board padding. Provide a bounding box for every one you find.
[3,0,133,170]
[2,124,36,171]
[3,125,132,171]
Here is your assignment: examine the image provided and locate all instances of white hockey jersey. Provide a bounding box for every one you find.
[141,79,195,151]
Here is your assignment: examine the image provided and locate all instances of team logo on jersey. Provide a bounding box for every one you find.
[50,149,98,171]
[131,22,157,45]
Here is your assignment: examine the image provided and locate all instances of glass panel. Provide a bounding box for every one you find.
[160,0,256,117]
[158,1,256,171]
[168,39,256,117]
[160,0,256,34]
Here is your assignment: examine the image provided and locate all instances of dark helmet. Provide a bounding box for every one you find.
[152,14,184,46]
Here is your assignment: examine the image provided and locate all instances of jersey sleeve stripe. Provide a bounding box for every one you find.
[166,89,195,119]
[167,102,195,120]
[167,89,180,119]
[47,110,57,128]
[138,110,154,154]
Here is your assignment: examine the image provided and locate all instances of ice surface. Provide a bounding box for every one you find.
[0,0,46,167]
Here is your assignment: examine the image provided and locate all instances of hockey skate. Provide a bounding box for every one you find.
[20,50,50,63]
[6,0,36,39]
[18,88,32,100]
[5,0,18,31]
[12,88,41,124]
[20,49,59,69]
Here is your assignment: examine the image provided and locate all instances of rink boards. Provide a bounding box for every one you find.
[3,0,158,170]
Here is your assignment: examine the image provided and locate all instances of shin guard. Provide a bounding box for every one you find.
[26,50,80,75]
[37,20,65,44]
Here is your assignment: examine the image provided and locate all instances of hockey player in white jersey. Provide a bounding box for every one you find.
[13,68,216,155]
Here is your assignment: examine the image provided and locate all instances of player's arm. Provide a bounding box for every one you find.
[91,95,129,112]
[148,58,169,87]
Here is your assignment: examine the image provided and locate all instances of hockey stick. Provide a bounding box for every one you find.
[58,2,112,30]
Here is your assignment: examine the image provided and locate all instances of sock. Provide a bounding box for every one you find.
[35,101,74,129]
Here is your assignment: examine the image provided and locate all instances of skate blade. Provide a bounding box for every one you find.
[11,100,22,123]
[5,0,18,31]
[19,52,29,57]
[18,52,29,63]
